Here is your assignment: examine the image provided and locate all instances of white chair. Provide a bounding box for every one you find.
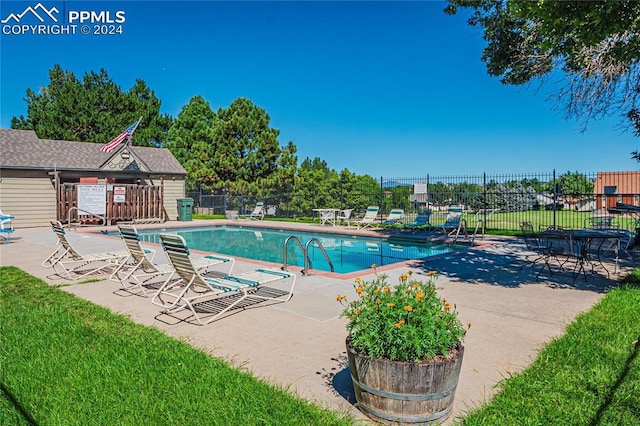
[0,210,14,243]
[336,209,354,226]
[238,202,265,220]
[42,221,129,279]
[354,206,380,229]
[431,207,464,235]
[110,225,234,296]
[381,209,405,225]
[152,234,296,325]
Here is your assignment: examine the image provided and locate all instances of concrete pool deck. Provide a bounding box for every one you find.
[0,220,633,424]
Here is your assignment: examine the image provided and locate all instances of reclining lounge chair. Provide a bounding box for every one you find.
[42,221,129,279]
[354,206,380,229]
[381,209,405,225]
[110,225,234,296]
[403,210,432,232]
[152,233,296,325]
[0,210,14,243]
[238,202,265,220]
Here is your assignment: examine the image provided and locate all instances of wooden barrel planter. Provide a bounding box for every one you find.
[346,337,464,425]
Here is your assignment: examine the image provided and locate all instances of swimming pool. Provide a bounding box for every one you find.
[126,225,462,274]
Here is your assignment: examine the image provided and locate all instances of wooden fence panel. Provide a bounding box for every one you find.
[58,184,164,225]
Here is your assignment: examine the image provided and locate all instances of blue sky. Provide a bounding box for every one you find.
[2,0,639,177]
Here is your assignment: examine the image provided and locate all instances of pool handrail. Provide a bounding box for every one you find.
[282,235,334,275]
[304,237,334,274]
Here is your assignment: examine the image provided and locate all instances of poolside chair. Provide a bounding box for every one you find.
[238,202,265,220]
[110,225,235,296]
[381,209,405,225]
[336,209,354,226]
[152,233,296,325]
[601,228,635,272]
[354,206,380,229]
[0,210,14,243]
[430,207,464,236]
[519,222,564,279]
[42,221,129,279]
[402,210,432,232]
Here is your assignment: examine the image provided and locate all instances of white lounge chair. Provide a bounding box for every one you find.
[381,209,405,225]
[109,225,234,296]
[42,221,129,279]
[0,210,14,243]
[238,202,265,220]
[431,207,464,236]
[354,206,380,229]
[152,233,296,325]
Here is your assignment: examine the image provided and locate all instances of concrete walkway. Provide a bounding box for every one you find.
[0,221,631,424]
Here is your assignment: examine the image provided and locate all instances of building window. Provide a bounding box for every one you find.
[604,186,617,195]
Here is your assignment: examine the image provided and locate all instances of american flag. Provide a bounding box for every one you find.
[101,120,139,153]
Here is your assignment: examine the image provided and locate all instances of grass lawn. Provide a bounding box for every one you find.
[459,269,640,425]
[0,267,352,425]
[4,264,639,425]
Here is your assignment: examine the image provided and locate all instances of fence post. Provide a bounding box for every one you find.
[483,172,487,225]
[552,169,557,229]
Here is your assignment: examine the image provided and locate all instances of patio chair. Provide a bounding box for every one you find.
[402,210,432,232]
[354,206,380,229]
[41,221,129,279]
[336,209,354,226]
[152,233,296,325]
[109,225,235,296]
[601,228,634,272]
[519,221,564,279]
[381,209,405,225]
[0,210,14,243]
[430,207,464,236]
[238,202,265,220]
[584,216,617,229]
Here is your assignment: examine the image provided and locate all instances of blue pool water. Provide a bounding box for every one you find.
[125,225,462,274]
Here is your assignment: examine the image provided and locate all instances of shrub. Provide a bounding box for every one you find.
[337,268,470,362]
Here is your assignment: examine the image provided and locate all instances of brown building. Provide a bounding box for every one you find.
[0,129,186,228]
[594,171,640,210]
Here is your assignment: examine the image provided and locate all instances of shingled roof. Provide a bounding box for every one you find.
[0,129,185,174]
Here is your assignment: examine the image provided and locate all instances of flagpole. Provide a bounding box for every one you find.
[126,116,143,146]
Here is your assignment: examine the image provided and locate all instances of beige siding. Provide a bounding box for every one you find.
[148,177,185,221]
[0,171,57,228]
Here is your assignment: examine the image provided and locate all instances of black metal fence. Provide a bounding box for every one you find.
[187,170,640,233]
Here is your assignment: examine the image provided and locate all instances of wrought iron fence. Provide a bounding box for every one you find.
[187,170,640,233]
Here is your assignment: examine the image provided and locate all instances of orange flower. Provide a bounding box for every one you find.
[416,291,424,301]
[427,270,437,276]
[467,322,473,328]
[441,297,447,303]
[354,309,361,315]
[374,288,380,294]
[384,286,391,293]
[412,283,419,289]
[444,303,452,310]
[371,263,377,269]
[355,277,361,284]
[336,295,345,302]
[404,305,413,312]
[408,270,413,275]
[394,319,406,329]
[356,285,364,294]
[387,302,395,307]
[401,274,408,280]
[376,299,382,305]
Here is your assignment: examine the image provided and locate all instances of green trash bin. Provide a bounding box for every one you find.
[177,198,193,221]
